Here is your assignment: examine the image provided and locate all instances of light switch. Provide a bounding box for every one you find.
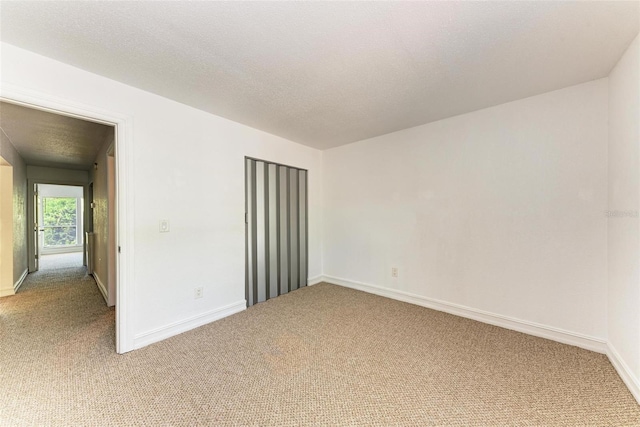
[159,219,170,233]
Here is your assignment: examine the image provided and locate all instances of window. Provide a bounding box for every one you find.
[42,197,79,247]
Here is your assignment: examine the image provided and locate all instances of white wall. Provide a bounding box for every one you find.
[323,79,608,344]
[0,129,28,291]
[607,33,640,401]
[1,43,323,347]
[38,183,84,198]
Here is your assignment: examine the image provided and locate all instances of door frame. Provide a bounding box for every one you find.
[37,183,85,256]
[30,182,39,272]
[28,181,87,271]
[1,83,135,354]
[0,156,14,297]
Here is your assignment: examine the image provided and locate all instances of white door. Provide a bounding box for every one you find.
[33,183,39,272]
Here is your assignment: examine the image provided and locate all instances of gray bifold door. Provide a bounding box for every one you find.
[245,158,308,307]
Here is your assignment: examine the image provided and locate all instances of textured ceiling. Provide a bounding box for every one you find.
[1,2,638,150]
[0,102,113,170]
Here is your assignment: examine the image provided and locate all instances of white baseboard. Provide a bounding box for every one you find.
[607,343,640,405]
[14,268,28,292]
[321,275,607,354]
[41,246,83,255]
[307,275,324,286]
[133,300,246,350]
[93,272,108,304]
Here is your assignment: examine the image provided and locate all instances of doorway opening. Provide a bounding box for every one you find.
[35,184,85,271]
[244,157,308,307]
[0,93,131,352]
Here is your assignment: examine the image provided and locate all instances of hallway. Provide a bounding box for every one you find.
[2,260,114,340]
[0,262,116,424]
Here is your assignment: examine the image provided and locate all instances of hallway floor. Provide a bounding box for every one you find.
[38,251,84,271]
[1,263,115,425]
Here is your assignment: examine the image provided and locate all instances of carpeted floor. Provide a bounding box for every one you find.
[38,251,84,271]
[1,268,639,426]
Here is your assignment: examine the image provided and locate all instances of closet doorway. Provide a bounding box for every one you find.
[245,157,308,307]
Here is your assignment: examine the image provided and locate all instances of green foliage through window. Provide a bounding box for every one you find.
[42,197,78,246]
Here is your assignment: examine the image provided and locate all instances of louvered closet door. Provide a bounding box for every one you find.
[245,158,308,307]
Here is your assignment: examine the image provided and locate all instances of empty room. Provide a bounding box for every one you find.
[1,1,639,426]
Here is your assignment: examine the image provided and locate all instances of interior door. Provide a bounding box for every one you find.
[33,183,39,272]
[245,158,308,307]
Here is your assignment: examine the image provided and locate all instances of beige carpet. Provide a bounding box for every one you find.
[38,252,84,270]
[1,269,639,426]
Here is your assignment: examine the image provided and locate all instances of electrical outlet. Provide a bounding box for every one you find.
[391,267,398,278]
[159,219,170,233]
[195,287,203,299]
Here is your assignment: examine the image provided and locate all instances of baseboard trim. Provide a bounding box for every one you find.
[41,246,83,255]
[93,272,108,304]
[607,343,640,404]
[322,275,607,354]
[13,268,28,292]
[307,275,323,286]
[133,300,247,350]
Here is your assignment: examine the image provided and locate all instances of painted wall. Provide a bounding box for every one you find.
[27,165,89,183]
[0,129,28,290]
[607,33,640,398]
[323,79,608,342]
[92,129,115,305]
[1,43,323,346]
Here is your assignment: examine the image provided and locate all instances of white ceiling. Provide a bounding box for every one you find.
[1,1,638,150]
[0,102,113,170]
